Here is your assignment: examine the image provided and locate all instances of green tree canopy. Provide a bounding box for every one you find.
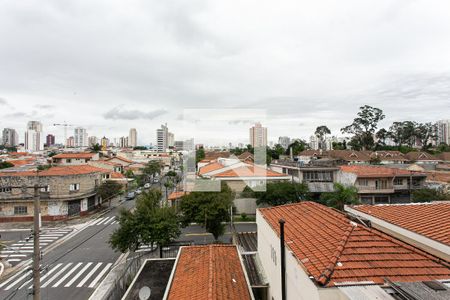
[143,160,162,180]
[319,183,359,211]
[180,182,234,240]
[0,161,14,169]
[315,125,331,150]
[286,140,307,155]
[110,189,180,252]
[196,147,205,163]
[89,143,102,153]
[412,188,450,203]
[254,181,310,206]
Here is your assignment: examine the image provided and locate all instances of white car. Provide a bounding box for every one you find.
[144,183,151,189]
[153,178,159,183]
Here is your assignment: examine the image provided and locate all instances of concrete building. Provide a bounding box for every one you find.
[128,128,137,148]
[100,136,109,150]
[156,124,169,152]
[249,123,267,148]
[24,121,43,152]
[2,128,19,147]
[74,127,88,147]
[52,152,99,165]
[278,136,290,150]
[66,136,75,147]
[119,136,128,148]
[46,134,55,147]
[0,165,108,221]
[168,132,174,148]
[437,119,450,145]
[88,136,98,146]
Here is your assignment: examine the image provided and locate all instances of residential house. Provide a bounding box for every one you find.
[340,165,427,204]
[88,160,124,173]
[52,152,99,165]
[345,202,450,261]
[0,165,108,222]
[105,156,133,167]
[405,152,441,164]
[365,151,408,164]
[257,202,450,300]
[438,152,450,163]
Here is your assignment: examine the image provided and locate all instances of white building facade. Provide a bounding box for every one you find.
[74,127,88,147]
[129,128,137,148]
[249,123,267,148]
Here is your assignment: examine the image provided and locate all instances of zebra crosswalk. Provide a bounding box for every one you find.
[0,261,113,291]
[0,228,73,266]
[87,216,119,226]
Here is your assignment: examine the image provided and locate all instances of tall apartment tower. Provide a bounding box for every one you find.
[156,124,169,152]
[278,136,291,149]
[249,122,267,148]
[168,132,175,148]
[88,136,98,146]
[74,127,88,147]
[2,128,19,147]
[129,128,137,148]
[437,120,450,145]
[46,134,56,147]
[25,121,43,152]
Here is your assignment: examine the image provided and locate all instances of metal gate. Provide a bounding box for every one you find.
[68,200,81,216]
[87,196,96,211]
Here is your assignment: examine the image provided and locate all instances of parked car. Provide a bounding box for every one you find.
[126,192,135,200]
[144,183,151,189]
[153,178,159,183]
[136,188,142,195]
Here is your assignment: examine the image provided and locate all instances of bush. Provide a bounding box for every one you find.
[241,213,248,221]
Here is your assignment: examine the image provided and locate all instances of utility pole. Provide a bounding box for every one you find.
[32,184,41,300]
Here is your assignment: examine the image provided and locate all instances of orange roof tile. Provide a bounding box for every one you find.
[198,162,224,175]
[340,165,424,177]
[405,152,440,161]
[8,159,35,167]
[107,156,133,163]
[212,165,287,178]
[110,172,126,179]
[0,165,108,177]
[425,171,450,183]
[167,191,190,201]
[53,152,96,159]
[353,202,450,246]
[259,202,450,286]
[167,245,252,300]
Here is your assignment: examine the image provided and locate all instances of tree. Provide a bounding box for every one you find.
[180,182,234,240]
[414,122,437,150]
[97,181,123,204]
[375,128,388,148]
[196,147,205,163]
[341,105,385,150]
[110,189,180,252]
[37,164,52,171]
[143,160,162,181]
[315,125,331,150]
[0,161,14,169]
[412,188,450,203]
[90,143,102,153]
[124,169,134,178]
[133,146,147,150]
[286,140,307,155]
[319,183,359,211]
[254,181,310,206]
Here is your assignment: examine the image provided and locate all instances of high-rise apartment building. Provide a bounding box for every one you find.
[278,136,291,149]
[66,136,75,147]
[119,136,129,148]
[101,136,109,150]
[46,134,55,147]
[74,127,88,147]
[2,128,19,147]
[156,124,169,152]
[168,132,175,148]
[129,128,137,148]
[437,120,450,145]
[249,122,267,148]
[88,136,98,146]
[25,121,43,152]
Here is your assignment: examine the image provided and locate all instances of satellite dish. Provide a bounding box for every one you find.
[139,286,151,300]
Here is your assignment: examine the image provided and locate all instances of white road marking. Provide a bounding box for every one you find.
[4,270,32,290]
[65,262,92,287]
[52,262,83,287]
[7,254,27,257]
[41,263,73,288]
[96,217,112,225]
[76,263,102,287]
[88,263,112,288]
[0,267,29,288]
[103,217,114,225]
[27,263,63,289]
[89,218,104,226]
[7,259,21,262]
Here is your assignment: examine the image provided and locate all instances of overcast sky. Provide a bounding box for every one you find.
[1,0,449,146]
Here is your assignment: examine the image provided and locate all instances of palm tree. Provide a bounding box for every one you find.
[320,183,359,211]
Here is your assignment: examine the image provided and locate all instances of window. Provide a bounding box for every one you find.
[270,245,277,266]
[358,179,368,186]
[394,178,403,186]
[69,183,80,191]
[374,196,389,204]
[303,171,333,182]
[14,206,28,215]
[40,185,50,192]
[0,187,12,193]
[376,180,388,189]
[66,159,72,163]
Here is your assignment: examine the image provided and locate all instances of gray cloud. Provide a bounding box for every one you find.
[0,97,7,105]
[103,107,167,120]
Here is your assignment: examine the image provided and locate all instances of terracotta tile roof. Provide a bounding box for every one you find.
[369,151,408,161]
[8,159,35,167]
[0,165,108,177]
[167,245,251,300]
[204,151,231,160]
[110,172,126,179]
[92,160,122,166]
[106,156,133,163]
[167,191,189,201]
[198,162,224,175]
[259,202,450,286]
[340,165,424,177]
[405,152,440,161]
[438,152,450,161]
[352,202,450,246]
[212,165,286,178]
[238,151,254,161]
[329,150,371,162]
[53,152,96,159]
[425,171,450,183]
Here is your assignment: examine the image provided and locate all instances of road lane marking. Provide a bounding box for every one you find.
[0,268,29,288]
[7,259,21,262]
[95,217,110,225]
[77,263,102,287]
[52,262,83,287]
[103,217,114,225]
[88,263,112,288]
[89,218,104,226]
[41,263,73,288]
[65,262,92,287]
[97,217,113,225]
[26,263,63,289]
[4,270,32,290]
